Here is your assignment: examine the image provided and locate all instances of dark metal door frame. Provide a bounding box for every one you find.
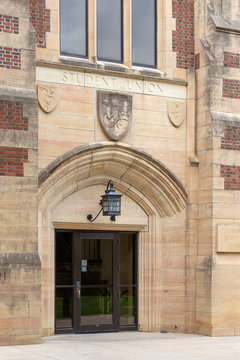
[55,230,138,334]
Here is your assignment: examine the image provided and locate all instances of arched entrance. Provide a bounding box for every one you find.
[38,142,187,336]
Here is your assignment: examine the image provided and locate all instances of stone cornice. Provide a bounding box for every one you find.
[0,85,37,102]
[211,15,240,35]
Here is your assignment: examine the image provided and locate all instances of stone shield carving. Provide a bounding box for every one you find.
[37,84,58,113]
[168,100,186,127]
[97,91,132,141]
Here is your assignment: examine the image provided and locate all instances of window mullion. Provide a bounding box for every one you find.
[88,0,97,62]
[123,0,132,67]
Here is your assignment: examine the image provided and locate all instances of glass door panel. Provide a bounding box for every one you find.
[120,286,136,326]
[55,287,73,328]
[55,232,74,331]
[77,235,116,331]
[81,287,113,325]
[120,233,137,328]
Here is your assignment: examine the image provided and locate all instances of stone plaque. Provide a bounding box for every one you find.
[217,224,240,252]
[97,91,132,141]
[37,83,58,113]
[168,100,186,127]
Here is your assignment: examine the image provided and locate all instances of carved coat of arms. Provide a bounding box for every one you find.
[37,84,58,113]
[168,100,186,127]
[97,91,132,141]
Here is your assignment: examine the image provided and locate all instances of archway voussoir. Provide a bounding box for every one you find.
[39,142,187,217]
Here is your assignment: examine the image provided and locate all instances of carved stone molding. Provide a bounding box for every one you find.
[211,15,240,35]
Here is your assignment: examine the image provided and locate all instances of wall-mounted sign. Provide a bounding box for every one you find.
[217,224,240,252]
[36,67,187,99]
[81,259,87,272]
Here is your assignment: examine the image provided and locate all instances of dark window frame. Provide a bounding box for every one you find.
[60,0,88,59]
[132,0,157,69]
[97,0,123,64]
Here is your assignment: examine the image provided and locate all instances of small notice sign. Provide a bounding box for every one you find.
[217,224,240,252]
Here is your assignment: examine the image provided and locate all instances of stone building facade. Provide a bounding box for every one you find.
[0,0,240,345]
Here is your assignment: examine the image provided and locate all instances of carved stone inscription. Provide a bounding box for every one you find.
[37,84,58,113]
[97,91,132,141]
[217,224,240,252]
[36,67,187,99]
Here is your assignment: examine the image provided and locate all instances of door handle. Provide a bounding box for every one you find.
[76,281,81,299]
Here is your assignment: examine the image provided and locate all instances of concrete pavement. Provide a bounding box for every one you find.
[1,332,240,360]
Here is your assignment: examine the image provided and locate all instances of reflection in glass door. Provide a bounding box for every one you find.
[55,231,137,333]
[78,234,115,331]
[55,232,74,331]
[120,234,137,327]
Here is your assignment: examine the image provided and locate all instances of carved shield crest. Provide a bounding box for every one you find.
[37,84,58,113]
[97,91,132,141]
[168,100,186,127]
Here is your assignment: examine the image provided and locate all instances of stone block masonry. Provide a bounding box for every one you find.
[221,126,240,151]
[223,79,240,99]
[0,0,41,345]
[221,165,240,191]
[0,254,41,345]
[0,147,28,177]
[172,0,194,69]
[0,100,28,131]
[224,52,240,68]
[0,14,19,34]
[0,47,21,70]
[30,0,51,48]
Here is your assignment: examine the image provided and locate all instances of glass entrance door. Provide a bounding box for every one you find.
[55,231,137,333]
[75,233,118,332]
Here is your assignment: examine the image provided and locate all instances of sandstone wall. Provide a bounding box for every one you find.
[0,0,41,345]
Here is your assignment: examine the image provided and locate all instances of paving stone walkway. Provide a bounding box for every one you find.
[1,332,240,360]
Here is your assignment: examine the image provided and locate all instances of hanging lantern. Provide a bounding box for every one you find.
[87,180,122,222]
[100,180,122,217]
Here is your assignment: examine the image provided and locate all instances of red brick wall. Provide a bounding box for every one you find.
[221,126,240,151]
[221,165,240,191]
[0,100,28,131]
[172,0,194,69]
[0,147,28,177]
[30,0,51,48]
[224,52,240,68]
[223,79,240,99]
[0,14,19,34]
[0,47,21,70]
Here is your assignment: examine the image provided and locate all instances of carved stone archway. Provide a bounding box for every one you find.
[38,142,187,336]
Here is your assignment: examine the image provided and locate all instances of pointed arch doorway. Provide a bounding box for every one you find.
[38,143,187,336]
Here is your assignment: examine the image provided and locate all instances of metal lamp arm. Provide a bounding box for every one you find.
[87,207,103,222]
[106,180,114,193]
